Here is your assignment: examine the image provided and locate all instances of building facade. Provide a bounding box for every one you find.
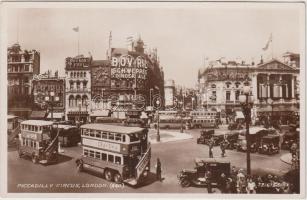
[90,37,165,118]
[31,71,65,120]
[7,43,40,118]
[164,79,175,108]
[65,55,92,123]
[198,57,299,124]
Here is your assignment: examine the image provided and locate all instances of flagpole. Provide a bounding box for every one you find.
[271,33,273,59]
[78,30,80,56]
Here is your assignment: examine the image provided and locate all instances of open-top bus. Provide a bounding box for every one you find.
[76,124,151,186]
[18,120,59,164]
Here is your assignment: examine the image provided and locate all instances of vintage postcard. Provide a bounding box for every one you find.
[0,1,305,198]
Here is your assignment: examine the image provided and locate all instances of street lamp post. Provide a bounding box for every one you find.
[239,84,254,176]
[45,91,59,121]
[156,100,160,142]
[150,88,153,107]
[267,99,274,127]
[179,101,184,133]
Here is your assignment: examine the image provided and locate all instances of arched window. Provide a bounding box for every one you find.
[211,84,216,89]
[69,95,74,107]
[225,82,231,88]
[70,72,73,78]
[82,95,88,106]
[76,95,81,107]
[83,72,86,78]
[73,72,76,78]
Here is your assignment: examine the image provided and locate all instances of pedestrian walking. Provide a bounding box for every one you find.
[219,173,227,193]
[205,169,213,193]
[246,178,257,194]
[209,137,214,158]
[220,138,229,157]
[155,158,162,181]
[236,169,246,193]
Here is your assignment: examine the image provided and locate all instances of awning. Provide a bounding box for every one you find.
[90,110,110,117]
[235,111,244,119]
[47,112,64,119]
[29,111,46,119]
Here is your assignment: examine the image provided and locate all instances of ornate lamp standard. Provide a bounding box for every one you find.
[156,99,160,142]
[238,84,254,176]
[45,91,59,121]
[179,101,184,133]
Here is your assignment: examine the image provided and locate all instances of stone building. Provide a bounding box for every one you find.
[65,55,92,123]
[7,43,40,118]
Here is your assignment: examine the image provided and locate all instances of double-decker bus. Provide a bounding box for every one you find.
[76,124,151,186]
[18,120,59,164]
[152,110,191,129]
[8,115,20,145]
[190,110,218,129]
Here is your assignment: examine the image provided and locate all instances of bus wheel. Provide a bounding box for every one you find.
[104,169,113,182]
[32,155,38,164]
[114,173,123,184]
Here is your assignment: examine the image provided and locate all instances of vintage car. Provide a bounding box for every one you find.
[228,122,244,130]
[224,132,239,150]
[177,158,231,187]
[258,135,280,155]
[235,127,268,153]
[197,129,215,144]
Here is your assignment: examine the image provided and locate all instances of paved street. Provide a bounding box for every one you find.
[8,128,291,193]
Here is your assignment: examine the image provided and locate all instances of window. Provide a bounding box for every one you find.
[101,153,107,161]
[115,156,121,165]
[95,152,101,159]
[115,134,121,141]
[122,135,126,142]
[102,132,107,139]
[89,150,95,158]
[95,131,101,138]
[35,126,38,132]
[235,90,240,101]
[84,129,89,136]
[108,154,114,163]
[90,130,95,137]
[24,65,29,72]
[226,91,231,101]
[108,133,115,140]
[84,149,89,156]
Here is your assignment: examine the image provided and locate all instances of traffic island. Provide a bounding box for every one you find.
[148,130,193,144]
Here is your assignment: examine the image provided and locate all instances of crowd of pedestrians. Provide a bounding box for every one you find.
[217,167,292,194]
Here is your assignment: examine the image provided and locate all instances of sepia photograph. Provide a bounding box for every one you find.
[1,1,305,198]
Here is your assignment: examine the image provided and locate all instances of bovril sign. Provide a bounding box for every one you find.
[111,55,148,80]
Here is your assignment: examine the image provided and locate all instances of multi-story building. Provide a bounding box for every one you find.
[198,56,300,124]
[7,43,40,118]
[31,71,65,120]
[90,37,165,118]
[65,55,92,123]
[164,79,175,108]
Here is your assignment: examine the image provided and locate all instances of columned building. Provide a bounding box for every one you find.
[65,55,92,123]
[7,43,40,118]
[198,56,299,125]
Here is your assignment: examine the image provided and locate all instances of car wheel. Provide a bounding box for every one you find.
[180,179,191,187]
[114,173,123,184]
[104,169,113,182]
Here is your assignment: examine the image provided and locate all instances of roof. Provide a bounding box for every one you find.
[90,110,110,117]
[194,157,230,164]
[91,60,110,67]
[81,123,145,134]
[239,127,267,135]
[7,115,18,120]
[55,124,77,129]
[29,111,46,119]
[21,120,53,126]
[235,111,244,119]
[257,59,297,71]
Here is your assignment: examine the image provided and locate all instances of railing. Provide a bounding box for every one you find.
[135,145,151,180]
[66,88,90,93]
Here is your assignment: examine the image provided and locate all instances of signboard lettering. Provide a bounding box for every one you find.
[82,138,120,152]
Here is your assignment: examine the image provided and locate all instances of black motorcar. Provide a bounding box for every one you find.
[177,158,231,187]
[197,129,215,144]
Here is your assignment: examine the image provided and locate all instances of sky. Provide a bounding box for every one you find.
[5,3,304,87]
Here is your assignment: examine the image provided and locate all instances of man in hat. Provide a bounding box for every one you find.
[208,137,215,158]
